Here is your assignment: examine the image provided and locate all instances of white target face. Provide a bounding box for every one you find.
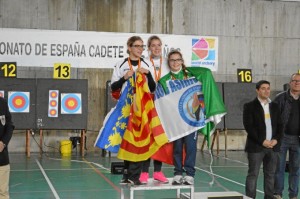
[61,93,82,114]
[0,91,4,98]
[8,92,30,113]
[48,90,59,117]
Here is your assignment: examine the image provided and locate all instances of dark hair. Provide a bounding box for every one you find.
[167,50,188,77]
[126,36,143,54]
[147,35,162,48]
[256,80,270,89]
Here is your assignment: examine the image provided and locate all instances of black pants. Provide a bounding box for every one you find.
[122,160,143,181]
[245,149,277,199]
[141,158,162,172]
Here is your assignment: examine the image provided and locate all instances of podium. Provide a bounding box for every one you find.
[120,178,194,199]
[180,191,251,199]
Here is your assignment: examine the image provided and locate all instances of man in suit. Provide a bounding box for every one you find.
[243,80,283,199]
[0,97,14,199]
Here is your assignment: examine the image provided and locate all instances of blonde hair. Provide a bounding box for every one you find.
[147,35,162,48]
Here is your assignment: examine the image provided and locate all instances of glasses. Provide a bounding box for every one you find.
[131,45,144,49]
[169,59,183,63]
[291,80,300,83]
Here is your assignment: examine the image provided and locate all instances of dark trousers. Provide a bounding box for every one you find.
[274,134,300,198]
[122,160,142,181]
[141,158,162,172]
[173,132,197,177]
[245,148,278,199]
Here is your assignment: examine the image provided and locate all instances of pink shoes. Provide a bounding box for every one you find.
[153,171,169,183]
[139,171,169,184]
[139,172,149,184]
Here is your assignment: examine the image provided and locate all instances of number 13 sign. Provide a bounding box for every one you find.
[53,63,71,79]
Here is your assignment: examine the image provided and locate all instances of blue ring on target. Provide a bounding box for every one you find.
[61,94,81,113]
[9,92,29,112]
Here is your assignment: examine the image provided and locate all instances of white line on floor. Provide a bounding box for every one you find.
[196,166,264,194]
[35,159,60,199]
[48,157,110,171]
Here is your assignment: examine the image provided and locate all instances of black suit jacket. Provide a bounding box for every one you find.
[243,97,283,153]
[0,97,14,166]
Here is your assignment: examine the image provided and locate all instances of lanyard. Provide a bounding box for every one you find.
[150,56,162,82]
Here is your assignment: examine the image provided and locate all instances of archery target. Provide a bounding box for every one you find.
[48,90,59,117]
[61,93,82,114]
[8,91,30,113]
[0,91,4,98]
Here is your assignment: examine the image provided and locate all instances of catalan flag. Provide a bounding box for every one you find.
[94,77,134,153]
[117,73,168,162]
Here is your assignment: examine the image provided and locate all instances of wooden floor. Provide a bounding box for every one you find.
[8,150,292,199]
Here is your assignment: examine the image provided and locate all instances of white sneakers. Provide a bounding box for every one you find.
[172,175,183,185]
[183,176,194,185]
[172,175,194,185]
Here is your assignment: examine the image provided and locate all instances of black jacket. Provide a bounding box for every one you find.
[243,98,283,153]
[0,97,14,166]
[274,89,300,134]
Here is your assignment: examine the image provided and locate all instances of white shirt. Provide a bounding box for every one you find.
[111,57,154,92]
[258,97,272,141]
[146,56,170,81]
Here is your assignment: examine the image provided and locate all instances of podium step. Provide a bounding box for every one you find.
[121,178,194,199]
[180,191,251,199]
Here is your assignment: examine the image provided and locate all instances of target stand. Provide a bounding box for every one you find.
[25,129,86,157]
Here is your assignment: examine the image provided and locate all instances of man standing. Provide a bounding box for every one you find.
[0,97,14,199]
[274,73,300,199]
[243,80,283,199]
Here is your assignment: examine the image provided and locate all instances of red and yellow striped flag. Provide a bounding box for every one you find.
[117,73,168,162]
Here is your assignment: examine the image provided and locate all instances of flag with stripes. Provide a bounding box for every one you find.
[117,73,168,162]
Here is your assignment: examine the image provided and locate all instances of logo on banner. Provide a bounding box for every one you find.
[61,93,82,114]
[48,90,59,117]
[178,85,206,127]
[191,38,216,68]
[0,91,4,98]
[8,91,30,113]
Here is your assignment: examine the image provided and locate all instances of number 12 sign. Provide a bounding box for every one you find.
[0,62,17,78]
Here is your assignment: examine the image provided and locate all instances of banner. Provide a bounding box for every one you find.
[0,28,219,71]
[155,78,206,141]
[155,67,226,146]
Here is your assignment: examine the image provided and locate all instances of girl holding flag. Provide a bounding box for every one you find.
[139,35,169,184]
[157,50,226,185]
[110,36,156,185]
[158,50,198,185]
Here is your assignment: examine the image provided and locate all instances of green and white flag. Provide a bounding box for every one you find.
[155,67,226,147]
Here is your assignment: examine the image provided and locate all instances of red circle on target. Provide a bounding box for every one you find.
[50,91,58,98]
[12,96,26,108]
[64,97,78,110]
[50,100,57,107]
[0,92,4,98]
